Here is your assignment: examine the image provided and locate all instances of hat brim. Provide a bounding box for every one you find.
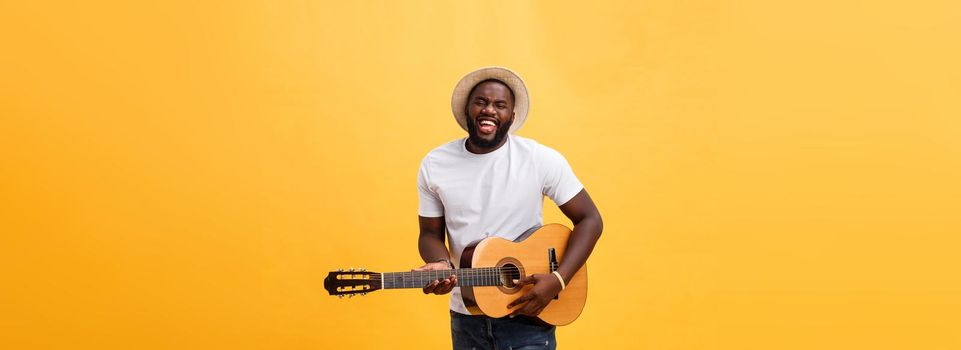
[451,67,529,134]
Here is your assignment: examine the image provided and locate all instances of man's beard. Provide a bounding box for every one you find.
[467,117,513,149]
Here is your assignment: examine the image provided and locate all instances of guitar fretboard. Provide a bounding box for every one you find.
[380,267,515,289]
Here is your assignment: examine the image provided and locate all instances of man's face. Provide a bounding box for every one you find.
[465,80,515,149]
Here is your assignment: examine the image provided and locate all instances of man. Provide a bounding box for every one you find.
[414,67,603,350]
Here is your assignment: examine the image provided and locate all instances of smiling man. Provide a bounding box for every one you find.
[413,67,603,350]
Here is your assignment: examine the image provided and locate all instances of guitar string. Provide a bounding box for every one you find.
[338,266,552,274]
[343,266,555,277]
[335,266,560,291]
[375,267,544,280]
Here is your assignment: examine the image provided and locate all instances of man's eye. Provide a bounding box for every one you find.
[496,104,506,109]
[475,100,486,106]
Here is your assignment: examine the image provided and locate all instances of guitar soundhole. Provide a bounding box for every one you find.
[499,264,521,288]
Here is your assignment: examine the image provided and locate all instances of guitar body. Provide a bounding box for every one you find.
[460,224,588,326]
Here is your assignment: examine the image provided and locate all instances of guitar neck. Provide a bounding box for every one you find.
[380,267,511,289]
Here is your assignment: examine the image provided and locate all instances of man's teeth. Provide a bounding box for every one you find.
[480,120,496,126]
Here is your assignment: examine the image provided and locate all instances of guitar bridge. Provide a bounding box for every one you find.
[548,248,559,299]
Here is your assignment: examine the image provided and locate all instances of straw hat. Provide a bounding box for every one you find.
[450,66,529,133]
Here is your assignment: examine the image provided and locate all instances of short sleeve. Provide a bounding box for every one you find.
[538,145,584,206]
[417,156,445,217]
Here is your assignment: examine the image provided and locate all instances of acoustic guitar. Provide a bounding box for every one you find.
[323,224,588,326]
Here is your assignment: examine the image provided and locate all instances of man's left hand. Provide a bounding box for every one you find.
[507,273,563,317]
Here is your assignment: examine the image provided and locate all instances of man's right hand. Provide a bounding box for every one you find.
[412,261,457,295]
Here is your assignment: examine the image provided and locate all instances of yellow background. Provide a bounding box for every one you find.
[2,1,960,349]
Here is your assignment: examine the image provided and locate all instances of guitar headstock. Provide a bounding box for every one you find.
[324,268,381,298]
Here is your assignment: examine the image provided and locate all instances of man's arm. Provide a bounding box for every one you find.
[509,189,603,316]
[414,215,457,295]
[553,189,604,283]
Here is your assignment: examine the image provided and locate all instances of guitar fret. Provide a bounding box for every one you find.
[382,267,509,289]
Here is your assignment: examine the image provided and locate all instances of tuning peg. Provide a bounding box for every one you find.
[360,268,366,272]
[349,267,354,272]
[360,292,367,296]
[337,295,343,299]
[348,294,354,298]
[337,268,343,272]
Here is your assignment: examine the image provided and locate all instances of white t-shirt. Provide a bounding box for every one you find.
[417,134,584,314]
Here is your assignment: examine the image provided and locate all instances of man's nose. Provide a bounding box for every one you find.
[482,104,495,115]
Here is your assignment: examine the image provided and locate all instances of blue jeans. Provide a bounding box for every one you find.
[450,310,557,350]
